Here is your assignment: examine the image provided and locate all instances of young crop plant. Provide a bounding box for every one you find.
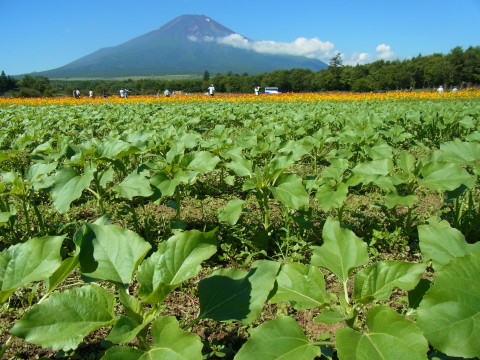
[0,220,221,359]
[228,217,480,359]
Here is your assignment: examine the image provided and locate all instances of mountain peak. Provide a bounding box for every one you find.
[153,14,236,41]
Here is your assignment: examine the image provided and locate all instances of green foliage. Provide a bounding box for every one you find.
[336,306,428,360]
[0,98,479,359]
[234,316,321,360]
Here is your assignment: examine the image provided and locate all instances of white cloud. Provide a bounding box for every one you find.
[217,34,336,61]
[342,44,397,65]
[190,33,396,65]
[217,34,251,49]
[375,44,395,60]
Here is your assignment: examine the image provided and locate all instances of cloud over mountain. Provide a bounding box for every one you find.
[214,32,396,66]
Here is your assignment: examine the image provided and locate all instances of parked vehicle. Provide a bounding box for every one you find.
[264,87,280,94]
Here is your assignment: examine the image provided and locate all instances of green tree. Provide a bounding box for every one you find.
[0,70,17,94]
[203,70,210,81]
[18,75,54,97]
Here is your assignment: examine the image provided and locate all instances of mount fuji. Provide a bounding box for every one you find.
[32,15,327,78]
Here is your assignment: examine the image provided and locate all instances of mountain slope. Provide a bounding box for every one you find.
[34,15,327,78]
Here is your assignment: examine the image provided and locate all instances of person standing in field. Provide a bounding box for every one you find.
[89,90,94,98]
[437,85,444,94]
[119,88,125,98]
[208,84,215,96]
[254,86,260,95]
[164,89,170,97]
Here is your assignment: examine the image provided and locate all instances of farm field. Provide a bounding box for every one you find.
[1,91,480,359]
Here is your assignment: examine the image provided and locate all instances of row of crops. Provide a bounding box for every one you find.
[1,96,479,359]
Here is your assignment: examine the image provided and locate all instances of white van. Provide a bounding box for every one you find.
[264,87,280,94]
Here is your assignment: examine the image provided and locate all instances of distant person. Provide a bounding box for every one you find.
[254,86,260,96]
[73,88,80,98]
[452,87,458,93]
[124,89,129,98]
[102,90,107,98]
[119,88,125,98]
[89,90,94,98]
[164,89,170,97]
[437,85,444,94]
[208,84,215,96]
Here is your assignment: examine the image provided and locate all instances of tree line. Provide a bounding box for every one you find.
[1,46,479,97]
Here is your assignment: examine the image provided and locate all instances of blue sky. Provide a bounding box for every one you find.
[1,0,479,75]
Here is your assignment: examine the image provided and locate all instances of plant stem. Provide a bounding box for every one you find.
[182,316,202,331]
[33,203,46,236]
[20,196,32,239]
[343,281,350,306]
[0,336,14,358]
[85,187,104,215]
[175,187,182,220]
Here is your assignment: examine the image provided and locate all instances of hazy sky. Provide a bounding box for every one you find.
[1,0,479,75]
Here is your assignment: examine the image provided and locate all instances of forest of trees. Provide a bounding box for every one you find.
[1,46,479,97]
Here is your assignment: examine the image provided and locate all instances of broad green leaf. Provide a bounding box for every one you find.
[264,153,295,181]
[316,182,349,211]
[271,173,309,210]
[95,139,140,160]
[147,316,203,359]
[269,263,329,310]
[352,159,393,178]
[419,219,480,270]
[384,192,418,209]
[365,143,394,160]
[75,224,151,287]
[177,132,201,149]
[102,346,143,360]
[51,164,95,213]
[336,306,428,360]
[315,308,350,324]
[0,208,16,224]
[396,151,416,174]
[150,172,181,197]
[113,172,153,200]
[199,260,280,324]
[353,261,427,304]
[99,166,115,188]
[25,162,57,189]
[46,256,80,293]
[311,218,368,283]
[419,162,475,191]
[0,235,65,303]
[439,141,480,165]
[137,229,217,304]
[181,151,220,173]
[118,291,145,324]
[104,316,204,359]
[106,315,145,345]
[278,139,313,161]
[10,285,116,351]
[234,316,320,360]
[322,159,349,180]
[226,158,253,177]
[218,199,245,225]
[417,253,480,358]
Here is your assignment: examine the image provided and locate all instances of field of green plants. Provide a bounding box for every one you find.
[1,99,479,359]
